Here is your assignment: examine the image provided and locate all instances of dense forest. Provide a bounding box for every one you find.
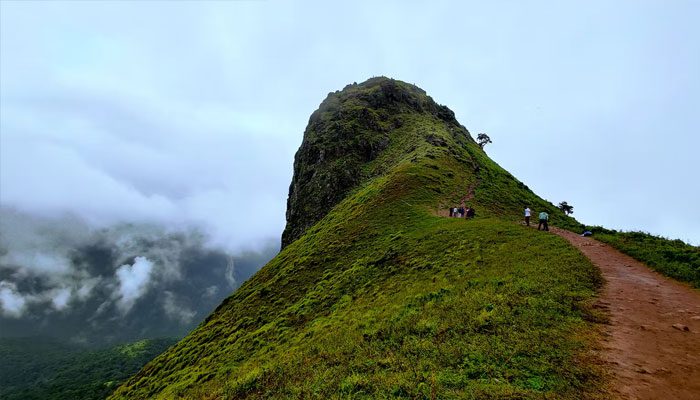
[0,337,175,400]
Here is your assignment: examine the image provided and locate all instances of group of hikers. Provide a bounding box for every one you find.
[448,206,475,219]
[523,207,549,231]
[526,206,593,236]
[450,205,549,230]
[448,205,593,237]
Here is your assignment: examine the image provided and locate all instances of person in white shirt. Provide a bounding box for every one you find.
[524,207,531,226]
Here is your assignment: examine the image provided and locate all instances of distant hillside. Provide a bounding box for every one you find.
[111,77,604,399]
[0,337,175,400]
[0,213,278,346]
[589,227,700,288]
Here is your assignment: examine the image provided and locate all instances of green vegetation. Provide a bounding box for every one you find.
[590,227,700,288]
[111,77,604,399]
[558,202,574,215]
[477,132,492,148]
[0,337,175,400]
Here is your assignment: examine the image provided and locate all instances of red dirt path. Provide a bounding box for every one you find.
[552,227,700,400]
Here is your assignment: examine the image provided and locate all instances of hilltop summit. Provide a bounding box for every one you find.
[110,79,601,399]
[282,77,470,248]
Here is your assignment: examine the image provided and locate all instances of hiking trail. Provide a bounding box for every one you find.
[435,186,699,398]
[436,180,479,217]
[550,226,700,400]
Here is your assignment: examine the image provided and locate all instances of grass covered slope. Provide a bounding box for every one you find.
[111,78,603,399]
[590,227,700,288]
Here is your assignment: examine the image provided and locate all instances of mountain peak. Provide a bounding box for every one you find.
[281,77,468,248]
[110,80,592,400]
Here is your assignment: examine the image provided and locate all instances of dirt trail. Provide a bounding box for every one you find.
[551,227,700,400]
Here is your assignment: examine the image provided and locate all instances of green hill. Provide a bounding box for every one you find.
[110,77,604,399]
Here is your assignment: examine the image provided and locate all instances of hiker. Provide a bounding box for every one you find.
[524,206,531,226]
[537,211,549,231]
[458,206,465,218]
[449,207,454,217]
[466,207,475,219]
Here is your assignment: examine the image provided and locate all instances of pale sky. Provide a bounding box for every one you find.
[1,0,698,246]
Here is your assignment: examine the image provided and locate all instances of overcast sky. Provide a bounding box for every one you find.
[1,0,698,245]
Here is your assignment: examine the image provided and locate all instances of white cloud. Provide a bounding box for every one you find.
[0,91,293,250]
[163,291,196,325]
[0,137,179,226]
[0,208,277,342]
[114,256,154,314]
[49,287,72,311]
[224,255,236,288]
[203,285,219,298]
[1,251,73,276]
[0,281,28,318]
[76,278,99,301]
[0,208,89,276]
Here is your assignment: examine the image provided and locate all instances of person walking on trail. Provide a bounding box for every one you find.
[458,206,465,218]
[524,207,531,226]
[538,211,549,231]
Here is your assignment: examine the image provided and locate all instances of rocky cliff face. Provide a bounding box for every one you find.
[281,77,467,248]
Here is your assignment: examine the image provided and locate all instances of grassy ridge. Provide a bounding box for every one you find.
[590,227,700,288]
[198,222,602,399]
[111,79,603,399]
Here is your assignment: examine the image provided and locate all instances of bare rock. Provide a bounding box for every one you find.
[672,323,690,332]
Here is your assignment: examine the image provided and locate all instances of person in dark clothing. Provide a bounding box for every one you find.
[449,207,454,217]
[466,207,475,219]
[458,206,465,218]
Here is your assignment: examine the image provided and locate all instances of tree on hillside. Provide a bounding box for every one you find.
[558,201,574,215]
[477,133,492,149]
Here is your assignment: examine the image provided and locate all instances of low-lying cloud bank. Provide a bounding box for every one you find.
[0,207,278,344]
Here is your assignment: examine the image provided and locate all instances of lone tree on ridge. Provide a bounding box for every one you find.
[477,133,492,149]
[558,201,574,215]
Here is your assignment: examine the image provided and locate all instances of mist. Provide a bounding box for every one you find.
[0,208,278,345]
